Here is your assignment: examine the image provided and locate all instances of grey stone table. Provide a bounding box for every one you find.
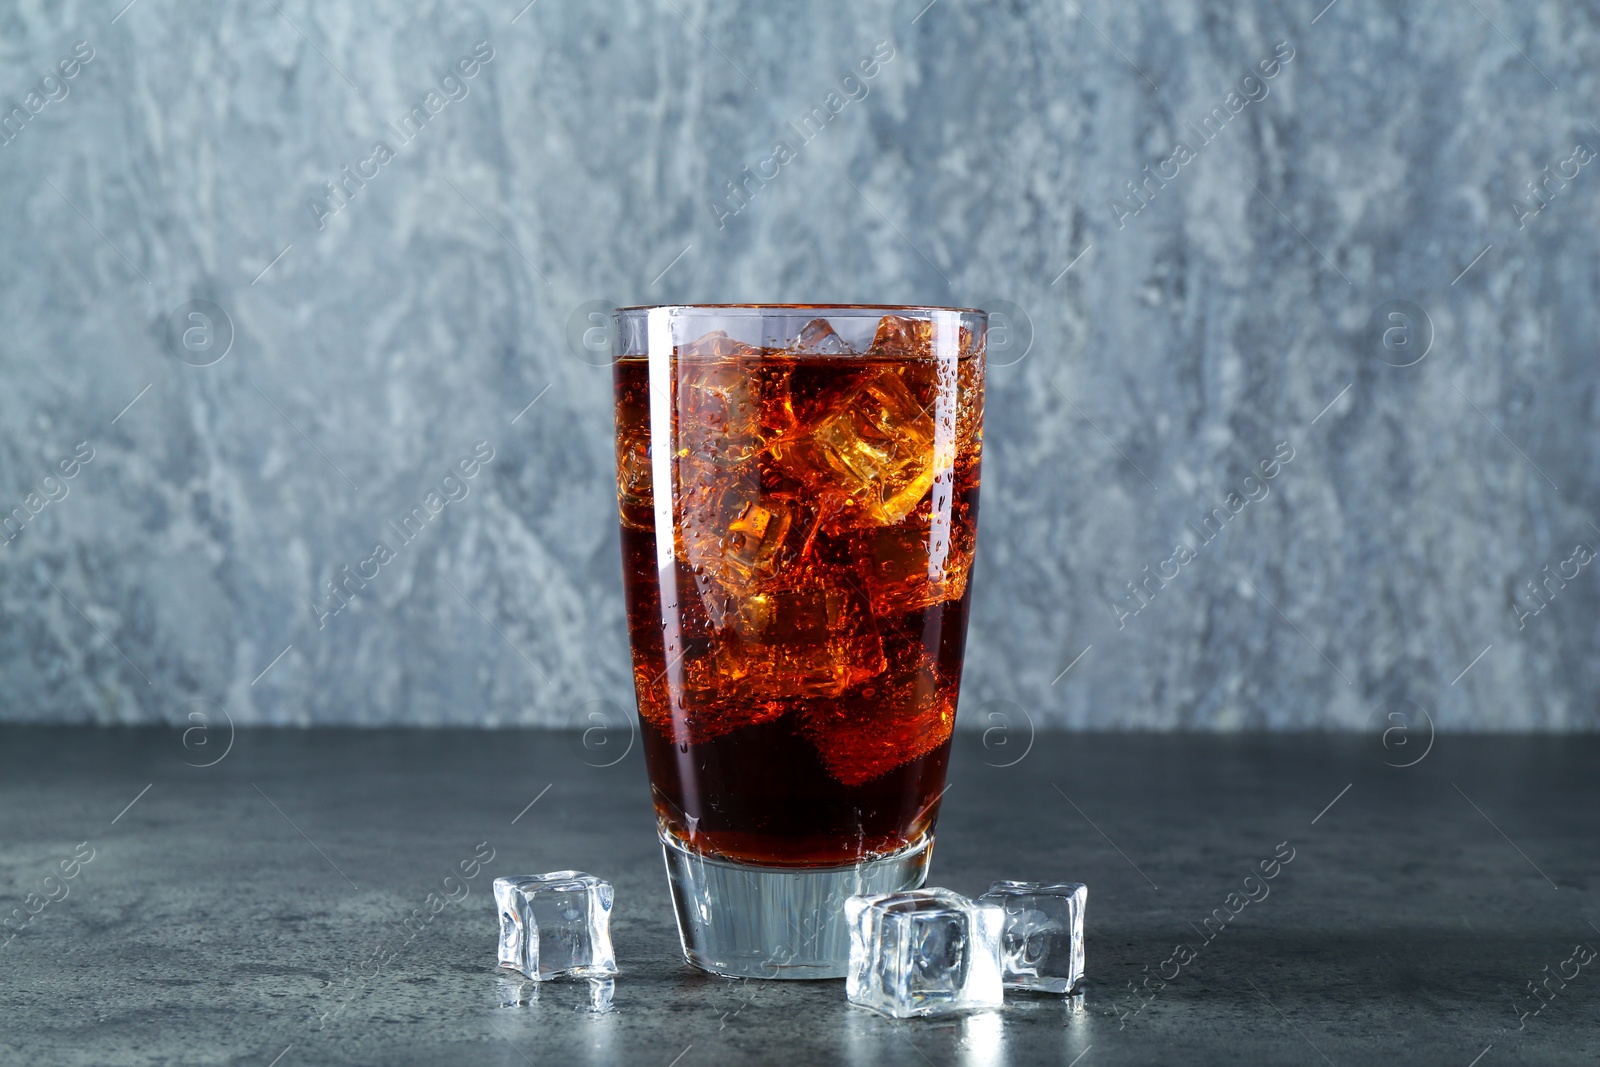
[1,727,1595,1066]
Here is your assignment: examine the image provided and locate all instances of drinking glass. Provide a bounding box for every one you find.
[612,305,986,978]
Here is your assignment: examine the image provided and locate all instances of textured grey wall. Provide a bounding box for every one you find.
[1,0,1595,730]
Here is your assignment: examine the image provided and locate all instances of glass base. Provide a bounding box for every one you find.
[660,829,933,979]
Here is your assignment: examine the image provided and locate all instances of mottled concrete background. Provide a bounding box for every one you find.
[0,0,1595,730]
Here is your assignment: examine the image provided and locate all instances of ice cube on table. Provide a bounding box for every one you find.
[977,881,1086,994]
[845,888,1004,1018]
[494,872,618,980]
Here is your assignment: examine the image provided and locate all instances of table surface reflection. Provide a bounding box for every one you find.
[1,727,1594,1066]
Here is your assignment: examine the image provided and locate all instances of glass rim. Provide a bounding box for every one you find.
[613,303,986,316]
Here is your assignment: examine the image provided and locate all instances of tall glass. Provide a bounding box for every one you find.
[611,305,986,978]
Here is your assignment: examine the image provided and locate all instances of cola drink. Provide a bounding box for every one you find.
[612,305,985,977]
[611,303,985,979]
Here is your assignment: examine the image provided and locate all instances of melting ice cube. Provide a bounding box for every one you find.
[976,880,1086,994]
[845,888,1004,1018]
[494,872,618,981]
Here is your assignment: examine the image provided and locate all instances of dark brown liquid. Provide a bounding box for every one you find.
[614,317,983,866]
